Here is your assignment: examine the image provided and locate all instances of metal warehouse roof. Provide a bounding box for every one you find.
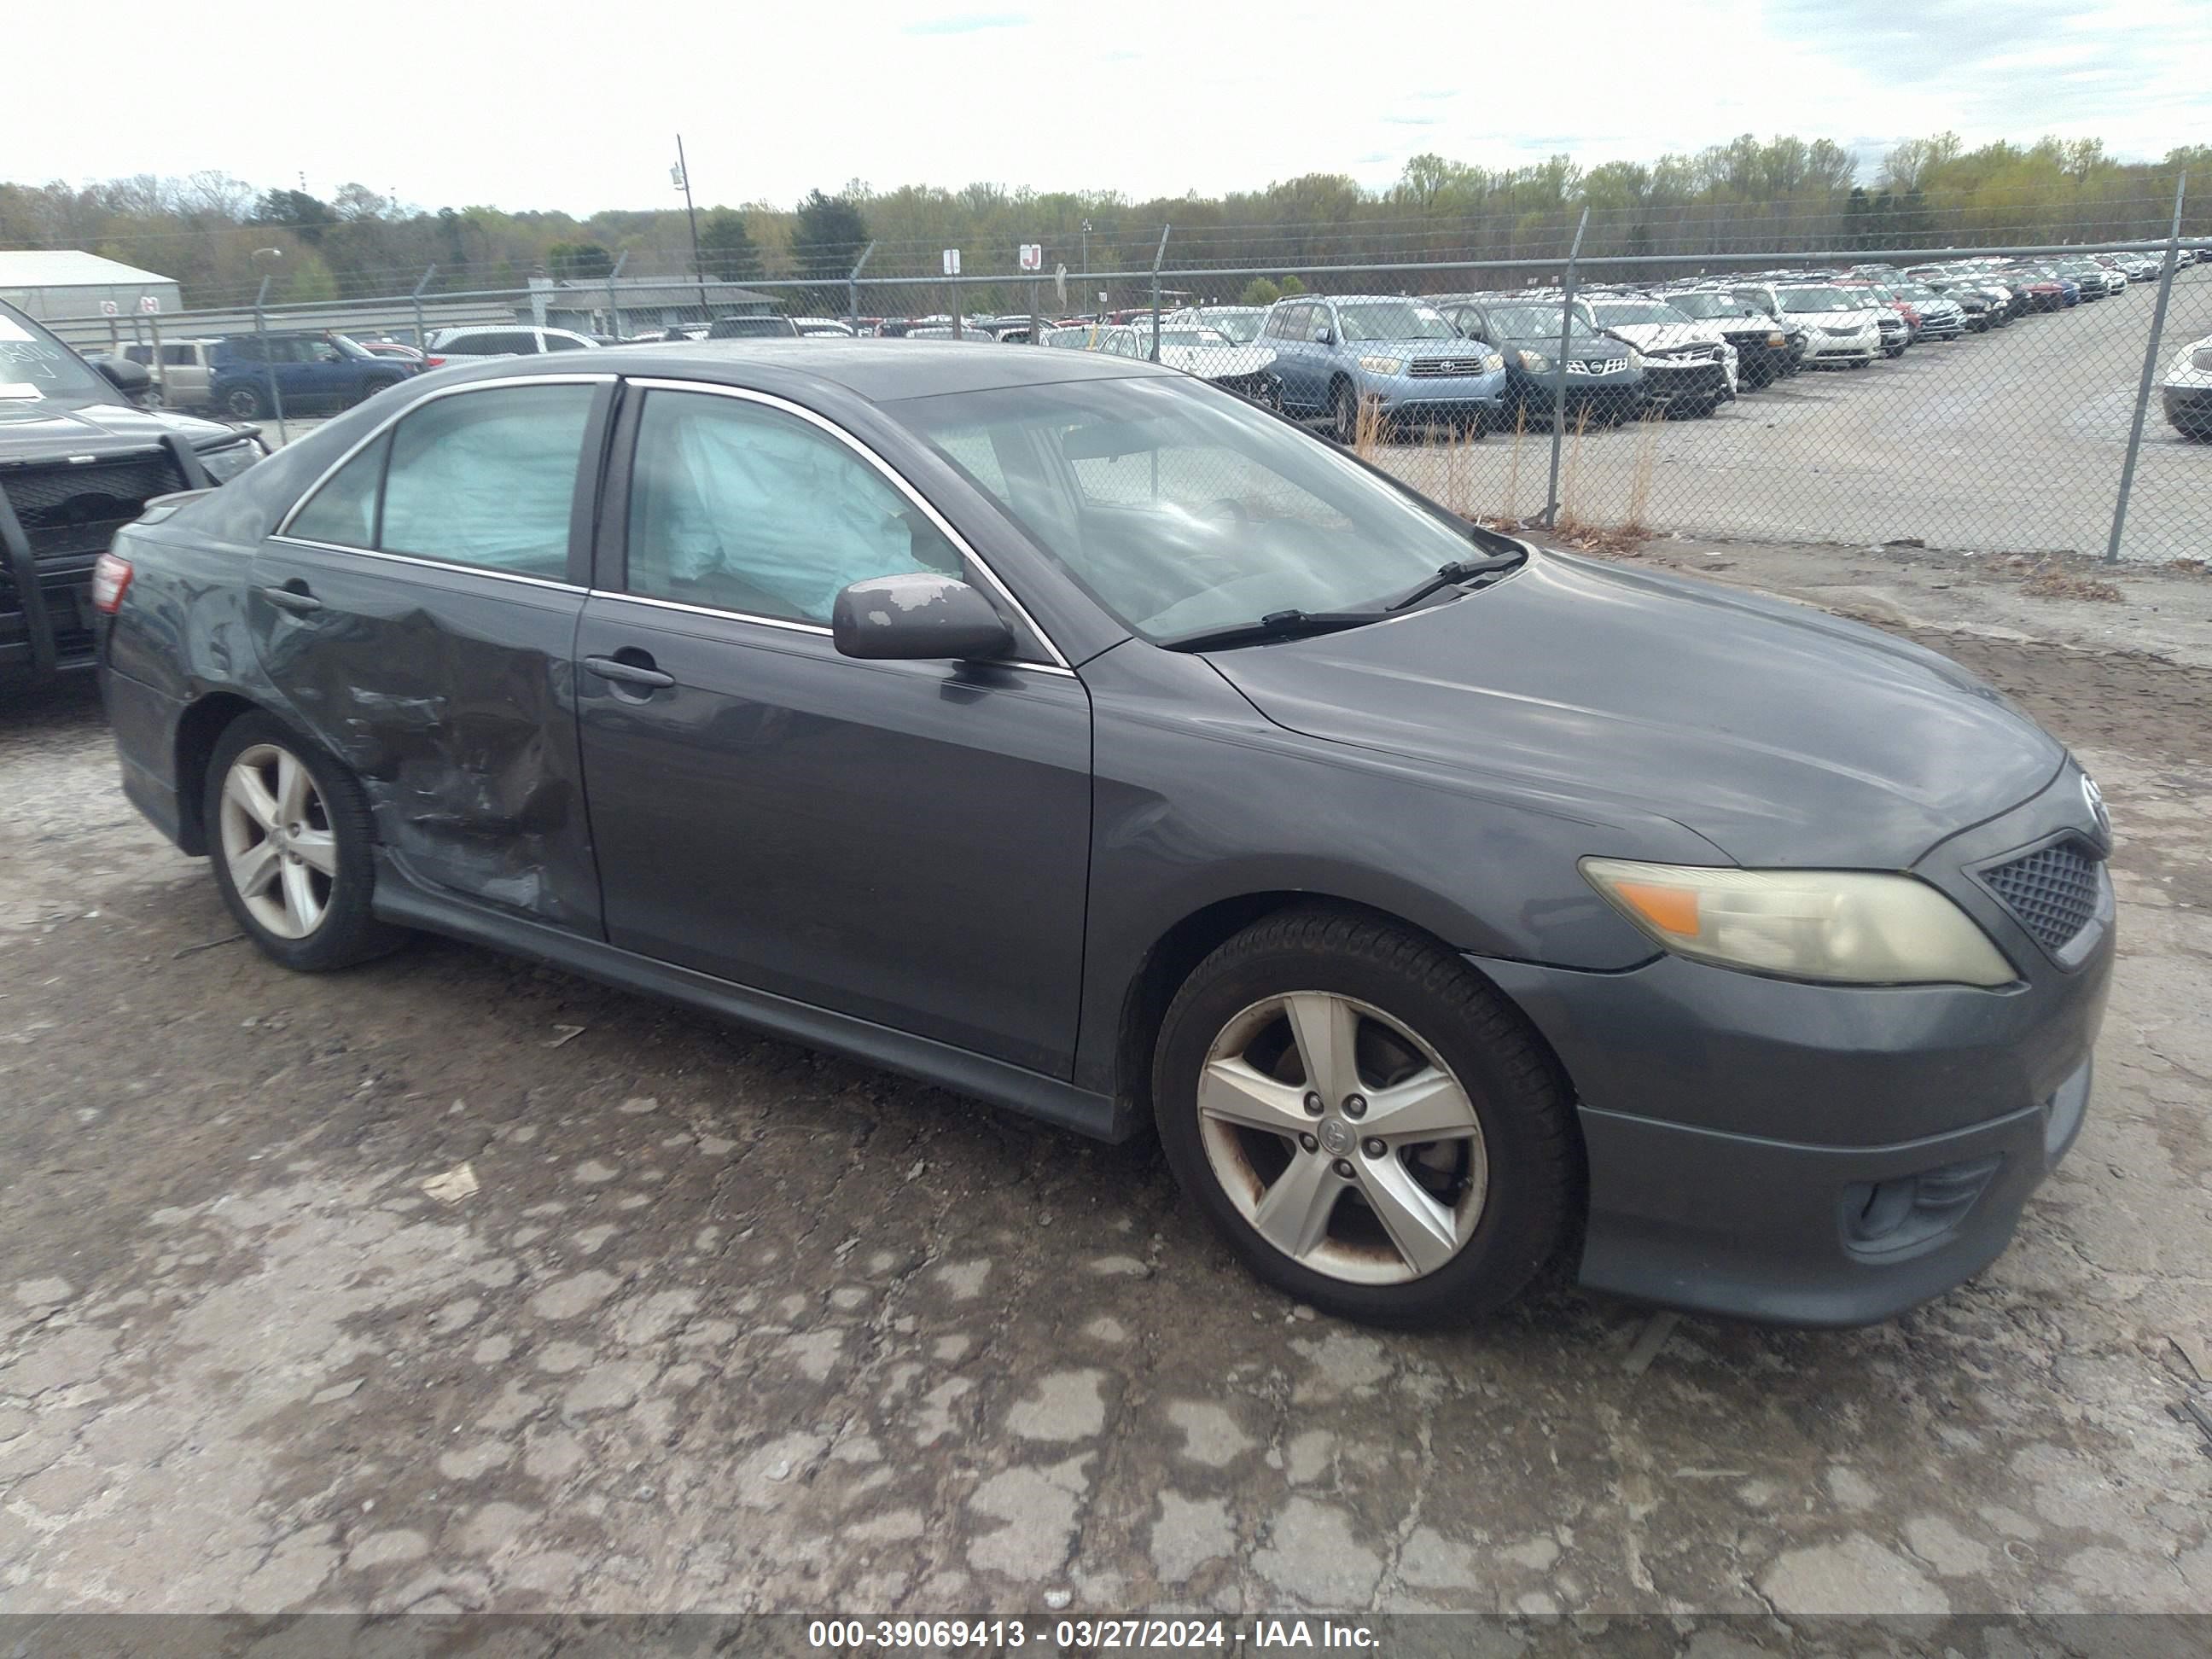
[0,249,178,288]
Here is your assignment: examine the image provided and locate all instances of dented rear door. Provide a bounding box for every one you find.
[248,376,614,932]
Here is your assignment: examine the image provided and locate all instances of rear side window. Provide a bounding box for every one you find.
[381,385,592,576]
[544,333,591,352]
[160,343,197,366]
[284,385,592,579]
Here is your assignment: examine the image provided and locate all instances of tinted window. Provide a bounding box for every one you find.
[544,333,591,351]
[160,343,198,366]
[124,345,154,365]
[446,331,537,356]
[625,390,963,625]
[379,384,593,578]
[226,337,266,363]
[288,432,392,548]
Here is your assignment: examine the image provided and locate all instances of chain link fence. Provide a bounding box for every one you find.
[40,216,2210,564]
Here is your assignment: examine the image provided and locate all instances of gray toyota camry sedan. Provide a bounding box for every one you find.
[95,341,2113,1329]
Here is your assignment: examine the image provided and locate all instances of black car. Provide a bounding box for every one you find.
[706,314,801,340]
[2,299,264,695]
[98,342,2111,1330]
[1436,299,1644,428]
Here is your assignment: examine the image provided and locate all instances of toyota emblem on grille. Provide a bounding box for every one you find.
[2081,774,2110,844]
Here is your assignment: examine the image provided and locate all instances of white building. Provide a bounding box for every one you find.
[0,250,184,324]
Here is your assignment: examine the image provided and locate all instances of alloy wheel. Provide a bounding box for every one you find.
[218,742,337,940]
[1197,992,1488,1284]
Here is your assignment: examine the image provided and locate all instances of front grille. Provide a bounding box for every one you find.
[1407,358,1491,377]
[1982,839,2101,952]
[1,450,189,562]
[1563,358,1628,376]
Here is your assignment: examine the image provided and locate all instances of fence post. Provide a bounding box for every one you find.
[605,250,629,340]
[1150,225,1172,361]
[2106,171,2187,565]
[1542,207,1591,529]
[849,241,876,335]
[147,312,164,405]
[410,265,436,352]
[254,274,288,446]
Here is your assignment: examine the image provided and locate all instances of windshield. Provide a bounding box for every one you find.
[1588,300,1692,328]
[1663,292,1761,320]
[1778,288,1857,313]
[1132,328,1235,347]
[1894,283,1941,301]
[0,302,118,405]
[1480,306,1600,342]
[1195,309,1262,343]
[1335,300,1458,341]
[894,374,1492,643]
[327,333,375,359]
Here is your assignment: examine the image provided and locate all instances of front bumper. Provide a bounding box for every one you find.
[2163,384,2212,437]
[1475,772,2116,1327]
[1371,368,1511,416]
[1802,331,1879,363]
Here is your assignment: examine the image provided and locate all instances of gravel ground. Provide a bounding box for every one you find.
[1371,267,2212,564]
[0,549,2208,1618]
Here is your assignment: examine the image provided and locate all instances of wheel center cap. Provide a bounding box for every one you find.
[1317,1118,1355,1157]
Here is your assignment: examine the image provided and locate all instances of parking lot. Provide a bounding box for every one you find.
[3,544,2207,1617]
[1369,267,2212,563]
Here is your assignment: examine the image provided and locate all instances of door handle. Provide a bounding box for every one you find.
[260,585,322,614]
[584,655,675,690]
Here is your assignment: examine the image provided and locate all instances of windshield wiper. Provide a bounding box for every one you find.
[1160,608,1388,653]
[1378,550,1527,612]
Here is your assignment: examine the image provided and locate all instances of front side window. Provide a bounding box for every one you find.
[895,374,1490,643]
[625,390,963,626]
[288,383,594,578]
[545,333,591,352]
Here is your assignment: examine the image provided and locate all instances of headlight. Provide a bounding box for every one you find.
[2192,346,2212,373]
[1483,352,1505,374]
[1627,347,1647,369]
[1767,331,1786,347]
[1516,350,1551,373]
[195,439,263,484]
[1580,858,2015,987]
[1358,355,1406,376]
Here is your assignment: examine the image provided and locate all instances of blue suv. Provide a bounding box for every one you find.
[1256,294,1508,441]
[208,332,420,420]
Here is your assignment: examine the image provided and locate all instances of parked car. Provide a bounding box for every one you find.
[208,331,422,419]
[1040,325,1100,349]
[358,340,428,361]
[1438,299,1640,427]
[1167,306,1269,346]
[1731,285,1882,369]
[1254,294,1509,440]
[790,318,858,338]
[1093,324,1283,406]
[2162,333,2212,440]
[2052,258,2119,300]
[1990,265,2071,311]
[1875,282,1966,339]
[112,337,222,410]
[95,341,2115,1329]
[1654,289,1796,387]
[703,314,801,341]
[1575,296,1733,415]
[423,326,602,367]
[1,299,263,695]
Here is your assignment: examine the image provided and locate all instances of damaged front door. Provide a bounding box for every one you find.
[251,377,614,930]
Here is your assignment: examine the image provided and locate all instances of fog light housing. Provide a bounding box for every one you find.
[1839,1155,2003,1259]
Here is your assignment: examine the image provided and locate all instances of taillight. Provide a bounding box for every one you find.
[91,551,133,615]
[425,355,446,367]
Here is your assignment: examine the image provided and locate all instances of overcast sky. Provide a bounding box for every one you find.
[10,0,2204,215]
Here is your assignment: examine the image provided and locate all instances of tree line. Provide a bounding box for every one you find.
[1,133,2202,314]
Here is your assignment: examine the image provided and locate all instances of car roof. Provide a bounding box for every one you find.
[423,338,1176,402]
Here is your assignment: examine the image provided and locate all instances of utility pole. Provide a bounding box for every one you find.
[1080,219,1091,317]
[674,135,706,319]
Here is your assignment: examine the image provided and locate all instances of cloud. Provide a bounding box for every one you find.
[901,10,1031,32]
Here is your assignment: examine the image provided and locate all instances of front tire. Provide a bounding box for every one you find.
[1152,906,1577,1326]
[205,713,402,972]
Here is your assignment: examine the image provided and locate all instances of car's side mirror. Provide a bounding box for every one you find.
[831,573,1016,662]
[96,357,154,403]
[1313,329,1333,346]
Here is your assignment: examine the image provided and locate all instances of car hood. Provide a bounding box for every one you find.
[1601,322,1722,352]
[1202,549,2064,868]
[0,394,241,462]
[1160,343,1278,378]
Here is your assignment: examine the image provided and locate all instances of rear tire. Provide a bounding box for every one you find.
[204,713,404,973]
[1152,905,1577,1327]
[1330,380,1361,445]
[222,381,269,420]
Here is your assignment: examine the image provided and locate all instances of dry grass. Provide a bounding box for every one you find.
[1621,412,1663,534]
[1351,392,1385,460]
[2021,559,2124,602]
[1550,407,1596,536]
[1499,408,1528,523]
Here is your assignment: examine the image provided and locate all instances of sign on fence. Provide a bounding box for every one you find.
[139,295,160,314]
[941,248,961,276]
[1019,244,1042,272]
[100,300,118,317]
